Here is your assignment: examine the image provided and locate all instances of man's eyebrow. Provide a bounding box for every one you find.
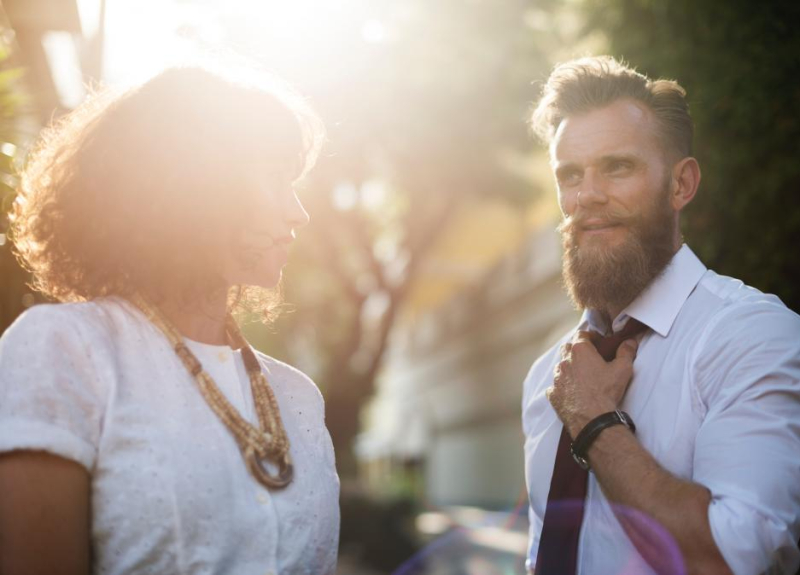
[553,161,580,174]
[598,152,643,164]
[553,152,644,169]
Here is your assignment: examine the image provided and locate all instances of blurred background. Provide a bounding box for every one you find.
[1,1,799,573]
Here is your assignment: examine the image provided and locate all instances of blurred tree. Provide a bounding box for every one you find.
[0,31,33,334]
[581,0,800,311]
[224,0,567,475]
[287,0,548,475]
[0,1,105,334]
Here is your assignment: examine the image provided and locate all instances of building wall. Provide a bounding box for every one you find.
[360,226,579,508]
[427,417,524,508]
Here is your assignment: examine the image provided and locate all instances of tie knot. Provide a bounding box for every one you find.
[591,318,648,362]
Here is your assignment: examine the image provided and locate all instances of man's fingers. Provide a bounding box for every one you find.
[614,338,639,364]
[574,329,603,345]
[572,330,605,354]
[572,330,594,344]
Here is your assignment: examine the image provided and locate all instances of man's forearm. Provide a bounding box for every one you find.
[587,426,733,575]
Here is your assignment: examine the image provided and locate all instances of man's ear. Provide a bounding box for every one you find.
[670,157,701,212]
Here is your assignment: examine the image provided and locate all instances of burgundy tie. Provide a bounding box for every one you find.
[534,318,647,575]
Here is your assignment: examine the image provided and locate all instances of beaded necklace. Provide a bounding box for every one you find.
[131,294,293,489]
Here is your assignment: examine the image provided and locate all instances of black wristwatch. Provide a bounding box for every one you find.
[570,409,636,471]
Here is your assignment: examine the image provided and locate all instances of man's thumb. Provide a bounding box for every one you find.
[615,338,639,362]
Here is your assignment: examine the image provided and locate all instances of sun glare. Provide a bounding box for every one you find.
[103,0,206,86]
[102,0,379,87]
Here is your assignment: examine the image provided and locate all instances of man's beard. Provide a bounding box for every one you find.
[558,181,677,315]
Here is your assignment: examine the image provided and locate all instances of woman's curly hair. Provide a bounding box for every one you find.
[11,63,324,319]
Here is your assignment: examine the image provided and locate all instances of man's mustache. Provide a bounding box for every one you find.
[557,206,639,236]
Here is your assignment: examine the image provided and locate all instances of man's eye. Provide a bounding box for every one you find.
[558,171,581,185]
[607,161,631,174]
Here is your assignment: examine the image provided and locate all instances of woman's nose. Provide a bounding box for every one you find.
[285,191,310,229]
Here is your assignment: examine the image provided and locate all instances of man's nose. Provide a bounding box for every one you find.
[577,169,608,209]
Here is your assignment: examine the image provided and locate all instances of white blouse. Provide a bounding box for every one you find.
[0,298,340,575]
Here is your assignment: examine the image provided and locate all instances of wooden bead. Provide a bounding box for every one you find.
[131,294,293,489]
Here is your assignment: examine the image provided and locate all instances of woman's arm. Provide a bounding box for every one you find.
[0,451,91,575]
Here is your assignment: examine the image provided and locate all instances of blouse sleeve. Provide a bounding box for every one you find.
[0,304,109,471]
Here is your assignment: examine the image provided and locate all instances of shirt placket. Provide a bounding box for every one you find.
[254,485,280,575]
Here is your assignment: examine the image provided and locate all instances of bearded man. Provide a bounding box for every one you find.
[522,56,800,575]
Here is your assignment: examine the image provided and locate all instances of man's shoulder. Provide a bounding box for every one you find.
[685,269,800,383]
[692,269,799,330]
[684,269,800,409]
[697,268,778,305]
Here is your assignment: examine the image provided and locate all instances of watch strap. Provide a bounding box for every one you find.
[570,409,635,471]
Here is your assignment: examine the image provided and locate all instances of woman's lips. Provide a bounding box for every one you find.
[247,236,293,250]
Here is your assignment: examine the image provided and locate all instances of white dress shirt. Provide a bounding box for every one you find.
[0,298,340,575]
[522,245,800,575]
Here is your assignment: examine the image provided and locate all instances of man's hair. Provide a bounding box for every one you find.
[11,63,324,319]
[531,55,693,160]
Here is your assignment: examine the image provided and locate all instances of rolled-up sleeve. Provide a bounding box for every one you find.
[691,302,800,575]
[0,304,107,471]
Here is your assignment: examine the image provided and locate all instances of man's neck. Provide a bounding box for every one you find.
[597,309,614,329]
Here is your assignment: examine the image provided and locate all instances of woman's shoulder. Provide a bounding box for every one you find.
[2,300,95,343]
[0,300,121,470]
[1,298,130,347]
[252,350,325,405]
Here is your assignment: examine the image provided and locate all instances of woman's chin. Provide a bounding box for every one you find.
[255,267,283,290]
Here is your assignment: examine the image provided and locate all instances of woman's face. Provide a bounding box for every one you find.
[224,172,310,289]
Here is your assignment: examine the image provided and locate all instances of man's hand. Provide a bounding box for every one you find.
[544,331,733,575]
[546,330,639,438]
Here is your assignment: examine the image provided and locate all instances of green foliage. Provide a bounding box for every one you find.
[0,34,34,334]
[582,0,800,311]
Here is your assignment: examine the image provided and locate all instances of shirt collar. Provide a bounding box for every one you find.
[579,244,707,338]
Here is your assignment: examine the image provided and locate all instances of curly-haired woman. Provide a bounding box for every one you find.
[0,65,339,575]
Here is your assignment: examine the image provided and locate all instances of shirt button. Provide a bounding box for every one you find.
[256,491,269,504]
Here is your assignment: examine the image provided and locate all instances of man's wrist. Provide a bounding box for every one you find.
[565,403,618,439]
[584,423,637,465]
[570,410,636,470]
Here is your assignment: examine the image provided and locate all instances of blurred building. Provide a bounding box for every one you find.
[2,0,104,119]
[357,224,578,509]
